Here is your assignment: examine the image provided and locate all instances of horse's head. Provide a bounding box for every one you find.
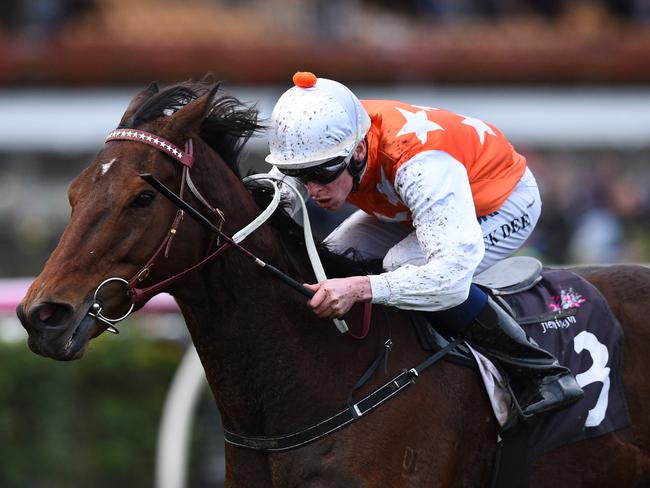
[17,81,261,360]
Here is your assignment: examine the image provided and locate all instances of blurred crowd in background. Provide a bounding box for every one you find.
[528,150,650,265]
[3,0,650,39]
[2,0,650,85]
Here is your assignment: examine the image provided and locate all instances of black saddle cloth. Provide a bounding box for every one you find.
[412,268,630,457]
[500,268,629,456]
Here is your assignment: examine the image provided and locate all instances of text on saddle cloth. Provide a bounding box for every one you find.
[499,268,630,457]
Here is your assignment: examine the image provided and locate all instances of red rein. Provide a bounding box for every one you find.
[105,128,373,339]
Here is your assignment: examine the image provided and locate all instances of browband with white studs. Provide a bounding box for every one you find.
[106,129,194,167]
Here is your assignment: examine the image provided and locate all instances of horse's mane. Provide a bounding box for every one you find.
[121,78,263,177]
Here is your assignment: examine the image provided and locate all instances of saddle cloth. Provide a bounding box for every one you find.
[499,268,630,456]
[416,268,630,457]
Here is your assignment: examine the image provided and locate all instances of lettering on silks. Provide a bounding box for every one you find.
[500,213,531,239]
[484,213,531,248]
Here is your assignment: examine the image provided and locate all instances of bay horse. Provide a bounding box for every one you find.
[17,81,650,486]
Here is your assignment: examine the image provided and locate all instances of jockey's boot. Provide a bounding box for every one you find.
[462,297,584,418]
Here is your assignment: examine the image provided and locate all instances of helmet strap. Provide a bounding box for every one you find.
[347,137,368,192]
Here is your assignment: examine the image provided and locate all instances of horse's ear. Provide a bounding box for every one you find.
[118,82,159,127]
[163,88,215,136]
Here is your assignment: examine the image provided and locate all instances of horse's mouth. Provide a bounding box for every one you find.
[27,308,105,361]
[65,314,100,359]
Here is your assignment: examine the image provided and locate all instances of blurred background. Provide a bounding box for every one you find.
[1,0,649,487]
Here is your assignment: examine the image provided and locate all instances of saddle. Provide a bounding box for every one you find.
[473,255,543,295]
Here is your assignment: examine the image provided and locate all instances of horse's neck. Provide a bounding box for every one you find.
[171,154,344,433]
[177,240,348,431]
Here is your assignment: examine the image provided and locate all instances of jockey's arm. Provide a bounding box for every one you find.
[368,150,485,311]
[265,167,373,319]
[308,151,485,319]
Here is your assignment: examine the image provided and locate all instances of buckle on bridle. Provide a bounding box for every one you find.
[136,268,150,282]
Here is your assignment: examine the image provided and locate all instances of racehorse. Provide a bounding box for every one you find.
[17,81,650,486]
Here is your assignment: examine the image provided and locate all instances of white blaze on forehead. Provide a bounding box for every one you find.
[101,158,117,176]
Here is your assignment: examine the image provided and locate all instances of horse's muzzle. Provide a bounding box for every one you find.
[17,300,95,361]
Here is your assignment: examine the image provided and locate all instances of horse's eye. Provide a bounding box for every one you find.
[131,191,155,208]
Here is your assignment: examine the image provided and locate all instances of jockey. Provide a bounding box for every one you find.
[265,72,583,419]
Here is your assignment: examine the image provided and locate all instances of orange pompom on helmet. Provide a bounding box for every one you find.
[265,72,371,170]
[292,71,317,88]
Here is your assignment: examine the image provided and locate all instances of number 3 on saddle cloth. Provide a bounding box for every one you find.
[416,261,630,458]
[497,267,630,456]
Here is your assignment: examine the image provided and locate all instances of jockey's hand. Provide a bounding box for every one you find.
[304,276,372,319]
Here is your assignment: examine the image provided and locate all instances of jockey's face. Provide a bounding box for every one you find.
[306,139,366,210]
[307,169,353,210]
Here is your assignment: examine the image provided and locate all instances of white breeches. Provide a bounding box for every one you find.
[324,167,542,275]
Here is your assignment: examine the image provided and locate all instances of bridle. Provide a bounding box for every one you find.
[88,128,231,333]
[87,128,363,336]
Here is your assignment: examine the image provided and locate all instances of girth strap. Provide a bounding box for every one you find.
[223,336,464,452]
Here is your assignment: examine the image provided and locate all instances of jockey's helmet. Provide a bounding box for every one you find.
[265,72,371,171]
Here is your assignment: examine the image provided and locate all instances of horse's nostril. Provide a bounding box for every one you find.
[39,304,55,322]
[28,302,74,330]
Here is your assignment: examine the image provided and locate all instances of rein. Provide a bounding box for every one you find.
[89,128,361,335]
